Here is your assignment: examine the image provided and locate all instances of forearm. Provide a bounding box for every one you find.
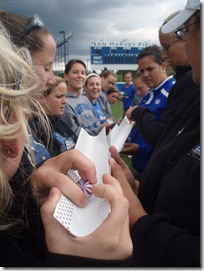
[132,107,163,148]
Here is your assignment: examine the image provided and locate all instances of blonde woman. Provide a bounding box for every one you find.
[0,15,132,267]
[0,21,94,265]
[0,11,99,206]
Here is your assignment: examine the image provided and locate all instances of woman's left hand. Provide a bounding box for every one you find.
[109,146,147,229]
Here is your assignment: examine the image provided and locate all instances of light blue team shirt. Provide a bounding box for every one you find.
[91,100,107,124]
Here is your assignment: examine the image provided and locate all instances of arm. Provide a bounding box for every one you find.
[110,146,200,267]
[126,106,164,148]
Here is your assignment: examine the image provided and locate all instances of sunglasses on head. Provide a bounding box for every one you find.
[18,13,45,41]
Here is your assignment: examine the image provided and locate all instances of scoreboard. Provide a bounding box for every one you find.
[90,40,154,68]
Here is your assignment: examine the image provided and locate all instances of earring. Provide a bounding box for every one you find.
[1,144,13,158]
[7,146,17,158]
[7,149,10,156]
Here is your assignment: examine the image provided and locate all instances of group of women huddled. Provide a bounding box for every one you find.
[0,0,201,266]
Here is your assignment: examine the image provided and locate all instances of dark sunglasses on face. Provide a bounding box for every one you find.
[175,21,198,41]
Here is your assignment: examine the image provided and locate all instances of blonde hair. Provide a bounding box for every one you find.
[0,22,48,231]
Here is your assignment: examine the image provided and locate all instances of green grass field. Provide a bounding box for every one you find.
[111,100,123,120]
[110,100,135,172]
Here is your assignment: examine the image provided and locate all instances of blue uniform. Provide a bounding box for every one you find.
[139,76,175,121]
[130,76,175,173]
[98,90,113,119]
[121,84,136,110]
[91,100,107,124]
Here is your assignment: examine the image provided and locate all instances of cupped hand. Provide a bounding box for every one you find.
[40,174,133,260]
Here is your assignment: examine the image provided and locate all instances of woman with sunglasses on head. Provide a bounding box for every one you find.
[0,12,95,265]
[0,22,133,266]
[0,11,134,267]
[126,10,198,149]
[0,11,100,206]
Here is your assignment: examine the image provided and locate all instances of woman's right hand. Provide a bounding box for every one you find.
[126,106,137,120]
[32,149,97,207]
[40,173,133,260]
[121,143,139,155]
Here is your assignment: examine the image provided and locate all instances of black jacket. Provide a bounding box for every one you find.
[133,67,198,148]
[0,230,133,267]
[30,115,77,157]
[130,85,200,266]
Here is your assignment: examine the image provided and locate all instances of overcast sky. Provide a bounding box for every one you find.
[0,0,188,63]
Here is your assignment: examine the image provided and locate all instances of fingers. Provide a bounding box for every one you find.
[41,187,61,217]
[109,145,120,160]
[109,146,127,168]
[92,176,129,236]
[92,173,126,200]
[92,177,129,219]
[109,158,128,187]
[102,172,124,194]
[49,172,89,207]
[33,165,89,207]
[40,187,72,253]
[40,187,61,232]
[56,149,97,184]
